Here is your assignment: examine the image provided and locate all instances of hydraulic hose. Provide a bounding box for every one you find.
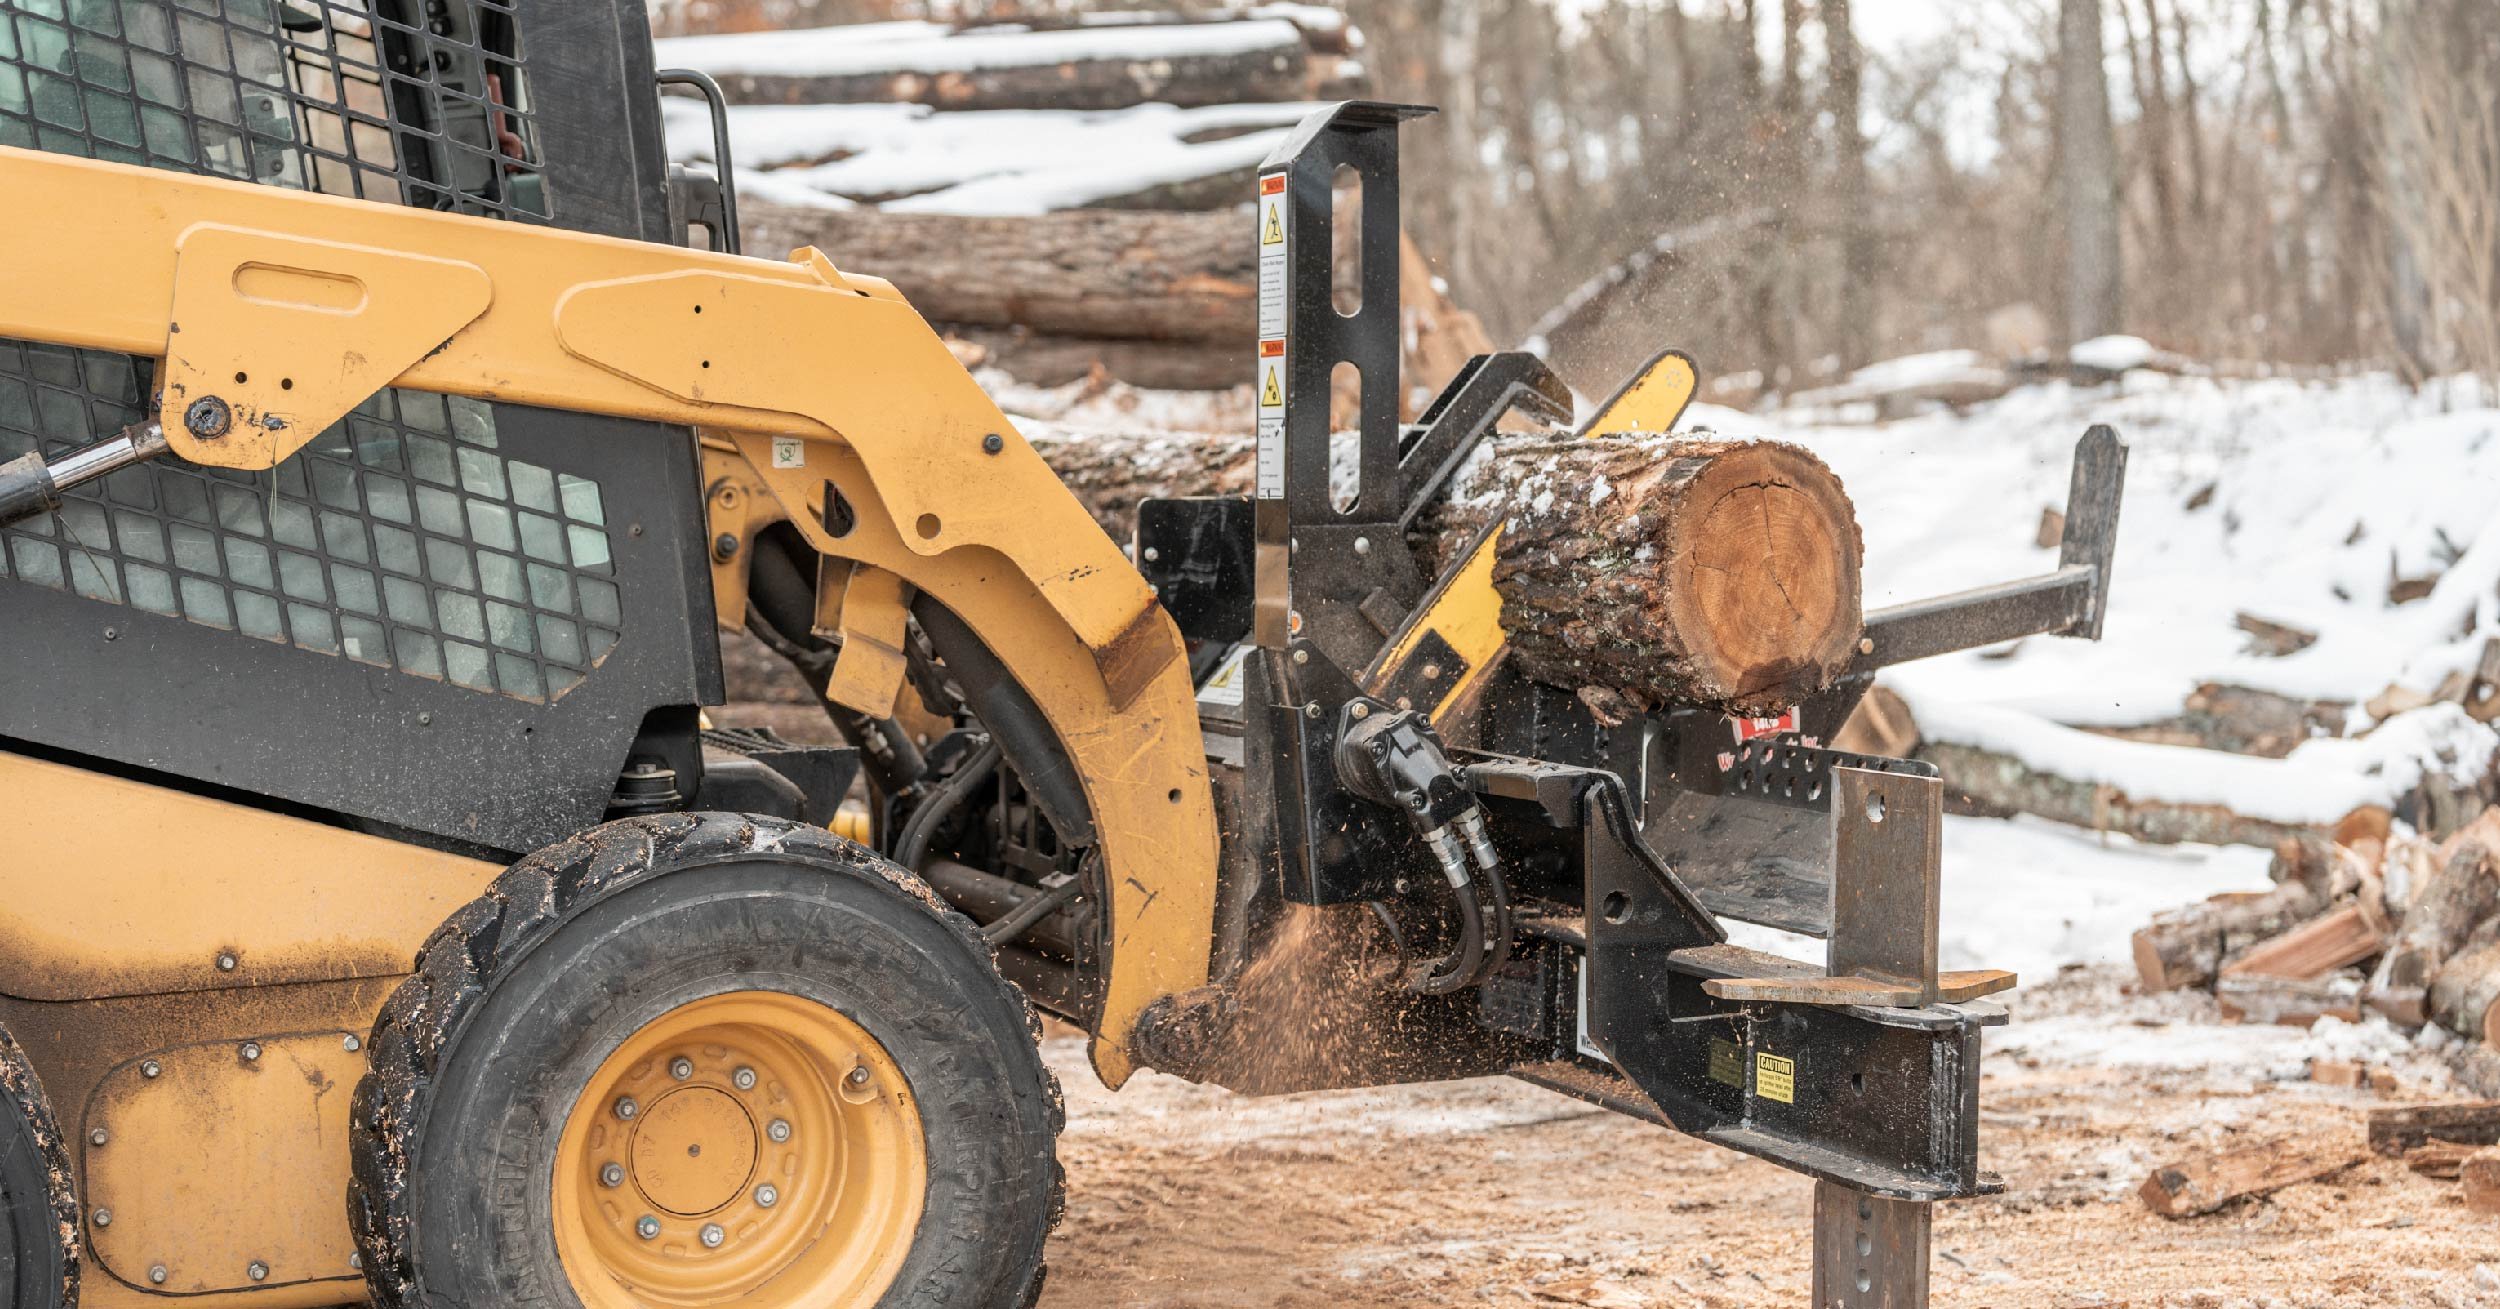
[891,738,1002,874]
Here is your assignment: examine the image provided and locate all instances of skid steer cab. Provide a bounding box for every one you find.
[0,1,2120,1302]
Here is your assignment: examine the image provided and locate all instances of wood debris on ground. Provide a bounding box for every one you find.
[2137,1134,2368,1218]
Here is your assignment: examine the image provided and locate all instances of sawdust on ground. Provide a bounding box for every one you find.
[1036,967,2500,1309]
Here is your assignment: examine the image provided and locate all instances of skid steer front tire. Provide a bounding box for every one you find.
[348,813,1061,1309]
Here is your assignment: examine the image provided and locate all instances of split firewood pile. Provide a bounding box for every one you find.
[2123,804,2500,1218]
[2129,807,2500,1035]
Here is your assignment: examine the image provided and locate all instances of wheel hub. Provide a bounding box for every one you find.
[550,992,925,1309]
[629,1086,756,1216]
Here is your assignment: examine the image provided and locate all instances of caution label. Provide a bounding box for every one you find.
[1754,1051,1796,1104]
[1254,170,1287,504]
[1256,172,1288,342]
[1707,1038,1744,1089]
[770,437,805,470]
[1196,643,1252,710]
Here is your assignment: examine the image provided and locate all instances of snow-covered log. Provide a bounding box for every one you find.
[747,202,1255,345]
[657,19,1314,112]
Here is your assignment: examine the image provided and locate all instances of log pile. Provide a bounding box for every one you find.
[660,7,1497,398]
[2130,806,2500,1046]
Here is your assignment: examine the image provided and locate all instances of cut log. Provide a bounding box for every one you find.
[744,205,1255,346]
[2464,1149,2500,1215]
[1485,436,1864,719]
[671,20,1315,111]
[1917,739,2325,850]
[2136,1135,2366,1217]
[2404,1139,2479,1178]
[2220,903,2390,982]
[1832,684,1919,758]
[1026,430,1256,540]
[2235,611,2320,657]
[2215,972,2364,1025]
[955,331,1247,392]
[2430,936,2500,1046]
[2367,1101,2500,1156]
[2131,881,2328,993]
[2376,840,2497,999]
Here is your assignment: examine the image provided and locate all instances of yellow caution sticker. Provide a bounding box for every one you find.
[1754,1051,1796,1104]
[1259,364,1285,409]
[1707,1038,1744,1089]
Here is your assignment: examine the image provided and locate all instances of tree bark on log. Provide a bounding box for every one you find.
[1485,436,1863,718]
[1914,740,2326,850]
[2377,840,2497,999]
[1026,430,1255,539]
[745,204,1256,345]
[2131,881,2329,992]
[697,26,1312,111]
[2432,935,2500,1047]
[2137,1135,2365,1217]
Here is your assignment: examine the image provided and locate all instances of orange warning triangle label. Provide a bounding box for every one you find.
[1261,203,1285,246]
[1260,366,1284,408]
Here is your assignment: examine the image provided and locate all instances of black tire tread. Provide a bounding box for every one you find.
[0,1023,76,1309]
[346,812,1063,1309]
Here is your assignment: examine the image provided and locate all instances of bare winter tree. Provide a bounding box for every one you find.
[2369,0,2500,388]
[2059,0,2125,345]
[1824,0,1875,368]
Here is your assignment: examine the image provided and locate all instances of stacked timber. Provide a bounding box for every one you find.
[2126,807,2500,1045]
[654,6,1495,400]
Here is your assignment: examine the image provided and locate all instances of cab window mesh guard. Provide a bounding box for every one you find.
[0,0,547,220]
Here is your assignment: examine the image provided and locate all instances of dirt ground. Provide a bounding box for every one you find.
[1034,967,2500,1309]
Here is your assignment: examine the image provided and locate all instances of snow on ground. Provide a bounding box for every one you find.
[1721,813,2274,984]
[1713,370,2500,730]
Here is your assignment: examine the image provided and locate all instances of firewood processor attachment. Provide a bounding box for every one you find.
[1128,102,2134,1305]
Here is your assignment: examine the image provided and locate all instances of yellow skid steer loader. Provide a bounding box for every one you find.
[0,4,2125,1306]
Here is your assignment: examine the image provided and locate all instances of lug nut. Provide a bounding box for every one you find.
[140,1059,161,1079]
[732,1066,757,1091]
[240,1041,261,1062]
[89,1128,108,1147]
[669,1057,694,1081]
[754,1183,779,1208]
[92,1207,111,1228]
[351,1252,363,1271]
[846,1066,872,1088]
[149,1266,167,1285]
[635,1215,660,1241]
[215,952,238,972]
[699,1223,725,1249]
[343,1034,361,1053]
[247,1261,268,1283]
[767,1118,792,1143]
[614,1096,638,1120]
[600,1163,625,1188]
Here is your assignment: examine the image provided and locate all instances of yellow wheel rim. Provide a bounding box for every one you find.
[551,991,926,1308]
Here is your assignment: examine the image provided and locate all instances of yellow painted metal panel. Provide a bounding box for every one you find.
[0,752,500,1003]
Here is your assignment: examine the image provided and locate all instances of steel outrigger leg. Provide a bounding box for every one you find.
[1809,766,1950,1308]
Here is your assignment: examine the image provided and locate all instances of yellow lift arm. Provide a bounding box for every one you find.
[0,144,1216,1085]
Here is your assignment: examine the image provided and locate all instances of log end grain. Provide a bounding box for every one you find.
[1490,436,1864,718]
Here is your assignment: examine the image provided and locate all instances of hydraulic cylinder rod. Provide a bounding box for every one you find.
[0,421,167,530]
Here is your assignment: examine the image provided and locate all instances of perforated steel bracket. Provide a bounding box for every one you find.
[159,225,491,469]
[1812,765,1946,1309]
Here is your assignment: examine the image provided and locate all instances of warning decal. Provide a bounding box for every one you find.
[1257,172,1288,341]
[770,437,805,470]
[1255,171,1289,500]
[1196,643,1252,709]
[1754,1051,1796,1104]
[1707,1038,1744,1089]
